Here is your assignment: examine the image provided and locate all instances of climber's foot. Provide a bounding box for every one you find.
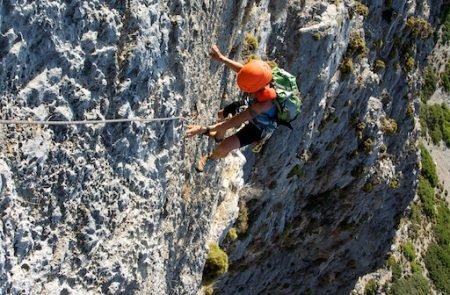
[195,155,210,173]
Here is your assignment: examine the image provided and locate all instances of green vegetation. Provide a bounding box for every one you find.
[348,32,368,56]
[421,66,437,101]
[202,244,229,285]
[244,33,258,51]
[288,164,305,178]
[404,55,415,72]
[312,32,321,40]
[363,182,373,193]
[420,103,450,146]
[418,176,435,218]
[242,33,258,59]
[424,202,450,294]
[390,273,430,295]
[364,279,377,295]
[419,143,438,187]
[235,201,249,237]
[374,59,385,72]
[405,16,433,39]
[361,138,375,154]
[442,61,450,93]
[354,2,369,17]
[227,228,238,241]
[387,255,402,281]
[411,261,423,273]
[381,118,398,135]
[390,176,400,189]
[441,4,450,43]
[409,203,422,225]
[401,242,416,261]
[340,58,354,74]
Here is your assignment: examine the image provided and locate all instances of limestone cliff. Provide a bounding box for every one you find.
[0,0,443,294]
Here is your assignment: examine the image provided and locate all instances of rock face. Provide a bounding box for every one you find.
[0,0,442,294]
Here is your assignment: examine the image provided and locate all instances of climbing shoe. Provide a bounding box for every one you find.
[195,155,210,173]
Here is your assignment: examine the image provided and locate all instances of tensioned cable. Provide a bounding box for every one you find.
[0,116,188,125]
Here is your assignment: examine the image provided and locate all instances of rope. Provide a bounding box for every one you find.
[0,116,188,126]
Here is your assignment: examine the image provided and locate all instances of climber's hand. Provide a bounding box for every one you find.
[186,125,207,138]
[210,45,223,61]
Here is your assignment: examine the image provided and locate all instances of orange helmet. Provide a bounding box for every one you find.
[237,60,272,93]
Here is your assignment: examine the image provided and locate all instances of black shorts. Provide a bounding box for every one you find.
[235,122,262,147]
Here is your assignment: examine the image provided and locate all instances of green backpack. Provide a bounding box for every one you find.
[271,67,302,128]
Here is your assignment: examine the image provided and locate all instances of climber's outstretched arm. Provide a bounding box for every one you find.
[210,45,243,73]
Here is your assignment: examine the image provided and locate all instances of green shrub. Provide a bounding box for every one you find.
[405,16,433,39]
[312,32,321,40]
[227,228,238,241]
[435,201,450,247]
[349,32,368,55]
[441,4,450,44]
[409,203,422,225]
[421,66,437,101]
[236,201,249,236]
[387,255,402,281]
[443,121,450,147]
[390,176,400,189]
[401,242,416,261]
[363,182,373,193]
[411,261,423,273]
[340,58,354,74]
[374,59,385,72]
[419,144,438,187]
[390,273,430,295]
[442,61,450,93]
[361,138,375,154]
[417,176,435,218]
[364,279,377,295]
[354,2,369,16]
[202,244,229,285]
[244,33,258,52]
[424,243,450,294]
[422,200,450,294]
[404,55,415,72]
[381,118,398,135]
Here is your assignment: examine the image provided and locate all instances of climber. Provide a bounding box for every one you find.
[186,45,278,172]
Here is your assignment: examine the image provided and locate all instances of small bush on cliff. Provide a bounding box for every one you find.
[364,279,377,295]
[419,143,438,187]
[422,196,450,294]
[420,103,450,145]
[440,4,450,43]
[405,16,433,39]
[390,272,430,295]
[387,255,402,281]
[421,66,437,101]
[442,61,450,93]
[235,200,249,237]
[354,2,369,16]
[374,59,385,72]
[340,58,354,74]
[202,244,228,285]
[381,117,398,135]
[404,55,415,72]
[401,242,416,261]
[348,32,368,56]
[418,176,435,218]
[242,33,258,60]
